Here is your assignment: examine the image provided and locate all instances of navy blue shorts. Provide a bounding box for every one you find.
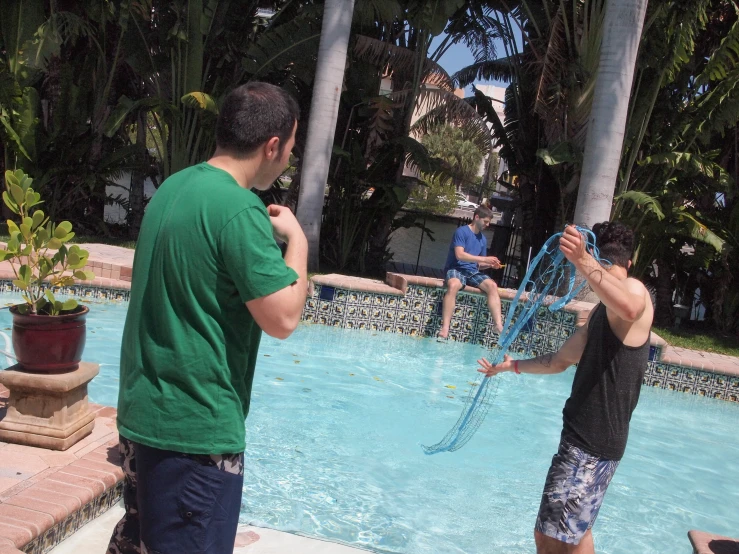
[445,268,491,288]
[107,437,244,554]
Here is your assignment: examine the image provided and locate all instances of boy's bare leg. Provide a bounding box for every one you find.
[439,278,463,338]
[535,530,594,554]
[478,279,503,334]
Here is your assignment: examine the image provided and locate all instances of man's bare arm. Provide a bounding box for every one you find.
[560,226,646,322]
[478,310,592,376]
[454,246,500,268]
[246,206,309,340]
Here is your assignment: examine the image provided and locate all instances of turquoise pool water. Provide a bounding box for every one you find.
[1,294,737,553]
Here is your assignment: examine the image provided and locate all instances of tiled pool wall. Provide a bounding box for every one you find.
[0,279,735,403]
[302,283,739,403]
[0,281,131,303]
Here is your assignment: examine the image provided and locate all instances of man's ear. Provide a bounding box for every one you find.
[264,136,281,160]
[627,259,632,270]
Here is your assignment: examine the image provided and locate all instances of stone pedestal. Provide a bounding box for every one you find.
[0,362,99,450]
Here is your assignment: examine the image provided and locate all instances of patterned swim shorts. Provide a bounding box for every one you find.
[535,439,619,545]
[445,268,491,288]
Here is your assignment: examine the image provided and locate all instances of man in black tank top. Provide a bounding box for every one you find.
[478,222,654,554]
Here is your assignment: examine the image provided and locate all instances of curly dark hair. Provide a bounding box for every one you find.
[592,221,635,268]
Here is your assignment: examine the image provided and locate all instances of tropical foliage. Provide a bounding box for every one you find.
[0,0,737,334]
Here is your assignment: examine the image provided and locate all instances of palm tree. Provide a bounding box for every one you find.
[573,0,649,227]
[297,0,356,272]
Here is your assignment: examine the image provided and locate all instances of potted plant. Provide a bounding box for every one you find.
[0,170,95,373]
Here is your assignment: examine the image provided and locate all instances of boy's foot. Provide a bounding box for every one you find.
[437,329,449,341]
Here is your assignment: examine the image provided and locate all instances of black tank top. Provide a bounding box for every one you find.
[561,303,650,460]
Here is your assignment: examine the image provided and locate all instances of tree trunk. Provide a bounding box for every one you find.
[129,113,147,239]
[574,0,649,228]
[296,0,356,272]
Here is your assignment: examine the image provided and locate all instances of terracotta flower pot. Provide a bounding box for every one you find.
[9,304,89,374]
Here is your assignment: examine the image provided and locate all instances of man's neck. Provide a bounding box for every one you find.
[207,149,261,189]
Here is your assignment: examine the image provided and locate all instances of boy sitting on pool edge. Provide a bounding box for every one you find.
[438,205,504,340]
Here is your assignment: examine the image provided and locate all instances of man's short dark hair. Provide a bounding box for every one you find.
[474,206,494,220]
[592,221,635,268]
[216,82,300,157]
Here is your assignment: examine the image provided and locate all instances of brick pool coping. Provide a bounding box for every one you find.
[0,392,122,554]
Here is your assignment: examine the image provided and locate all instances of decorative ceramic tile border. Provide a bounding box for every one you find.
[21,481,123,554]
[0,280,130,303]
[303,281,738,404]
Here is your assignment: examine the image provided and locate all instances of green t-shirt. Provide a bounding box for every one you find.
[117,163,298,454]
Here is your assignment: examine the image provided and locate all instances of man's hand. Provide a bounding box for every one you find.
[481,256,502,269]
[559,225,590,267]
[268,205,306,244]
[477,354,514,377]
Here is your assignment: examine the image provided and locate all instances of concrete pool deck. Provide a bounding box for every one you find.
[0,245,737,553]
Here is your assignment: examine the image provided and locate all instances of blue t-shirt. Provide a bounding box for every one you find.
[444,225,487,272]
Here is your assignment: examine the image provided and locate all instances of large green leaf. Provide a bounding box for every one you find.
[181,92,218,115]
[617,191,665,220]
[674,210,724,252]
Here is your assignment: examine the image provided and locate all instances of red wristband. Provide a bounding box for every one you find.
[513,360,520,374]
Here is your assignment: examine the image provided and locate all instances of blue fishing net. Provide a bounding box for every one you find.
[422,226,610,455]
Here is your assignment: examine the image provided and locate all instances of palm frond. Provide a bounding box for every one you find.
[697,9,739,83]
[468,86,516,161]
[533,7,567,142]
[353,0,403,27]
[452,58,516,88]
[409,89,492,156]
[243,10,322,81]
[354,35,454,91]
[393,136,453,185]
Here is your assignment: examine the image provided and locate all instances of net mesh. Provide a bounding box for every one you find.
[422,226,609,455]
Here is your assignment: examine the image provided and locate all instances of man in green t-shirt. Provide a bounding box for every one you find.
[107,82,308,554]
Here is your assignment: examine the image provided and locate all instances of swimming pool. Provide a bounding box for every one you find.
[1,294,737,553]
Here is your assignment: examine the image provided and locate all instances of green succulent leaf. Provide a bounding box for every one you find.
[15,303,29,315]
[47,237,62,249]
[31,210,44,229]
[77,270,95,281]
[19,223,32,240]
[0,250,13,262]
[10,184,24,206]
[54,221,73,239]
[45,290,56,304]
[68,252,81,266]
[7,220,19,234]
[12,280,27,291]
[3,192,19,214]
[18,265,32,284]
[62,299,78,311]
[5,170,19,188]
